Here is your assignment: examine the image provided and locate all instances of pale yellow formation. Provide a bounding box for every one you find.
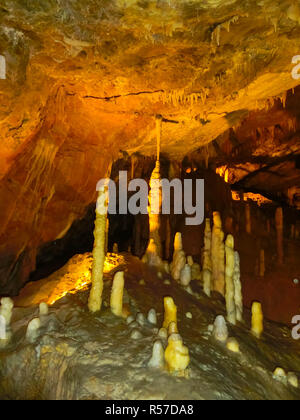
[165,334,190,375]
[88,186,108,313]
[245,203,251,234]
[225,234,236,325]
[212,212,225,296]
[203,218,212,297]
[110,271,125,318]
[233,251,243,322]
[163,297,178,331]
[171,232,186,281]
[226,337,240,353]
[259,249,265,277]
[168,321,178,335]
[251,302,264,338]
[0,298,14,326]
[275,207,283,265]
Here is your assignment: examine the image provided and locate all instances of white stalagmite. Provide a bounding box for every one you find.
[147,308,157,325]
[110,271,125,318]
[212,315,228,343]
[225,235,236,325]
[39,302,49,316]
[88,184,108,313]
[0,297,14,326]
[203,218,212,297]
[180,264,192,287]
[233,251,243,322]
[26,318,41,343]
[212,212,225,296]
[275,207,284,265]
[148,340,165,369]
[171,232,186,281]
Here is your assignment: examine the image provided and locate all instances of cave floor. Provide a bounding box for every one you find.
[0,253,299,400]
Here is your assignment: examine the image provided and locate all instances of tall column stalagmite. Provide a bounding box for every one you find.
[225,234,236,325]
[88,185,108,313]
[203,218,212,297]
[233,251,243,322]
[212,212,225,296]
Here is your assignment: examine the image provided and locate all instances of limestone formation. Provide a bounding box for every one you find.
[148,340,165,370]
[163,297,177,331]
[225,234,236,325]
[26,318,41,343]
[233,252,243,322]
[213,315,228,343]
[171,233,186,281]
[212,212,225,296]
[0,298,14,326]
[147,309,157,325]
[165,334,190,375]
[203,218,212,297]
[110,271,125,318]
[180,264,192,287]
[251,302,264,339]
[88,185,108,313]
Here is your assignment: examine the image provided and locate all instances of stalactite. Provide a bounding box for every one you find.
[88,185,108,313]
[275,207,283,265]
[212,212,225,296]
[203,218,212,297]
[225,235,236,325]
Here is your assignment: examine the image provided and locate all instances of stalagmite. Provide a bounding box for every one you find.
[26,318,41,343]
[187,256,194,267]
[147,308,157,325]
[203,218,212,297]
[245,203,251,234]
[110,271,125,318]
[144,115,163,266]
[171,233,186,281]
[225,235,236,325]
[158,327,168,340]
[233,251,243,322]
[273,368,287,384]
[165,334,190,375]
[251,302,264,339]
[148,340,165,369]
[168,321,178,335]
[275,207,284,265]
[212,315,228,343]
[212,212,225,296]
[226,337,240,353]
[191,263,201,282]
[259,249,265,277]
[0,297,14,326]
[163,297,177,331]
[287,372,298,388]
[39,302,49,316]
[180,264,192,287]
[88,184,108,313]
[113,243,119,254]
[136,312,146,326]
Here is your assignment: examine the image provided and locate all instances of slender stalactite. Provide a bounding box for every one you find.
[88,184,108,313]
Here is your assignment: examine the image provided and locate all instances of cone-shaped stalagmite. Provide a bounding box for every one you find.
[163,297,178,331]
[251,302,264,338]
[233,251,243,322]
[212,212,225,296]
[203,218,212,296]
[225,235,236,325]
[171,232,186,281]
[110,271,125,318]
[88,185,108,313]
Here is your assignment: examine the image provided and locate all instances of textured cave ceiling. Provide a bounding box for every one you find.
[0,0,300,293]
